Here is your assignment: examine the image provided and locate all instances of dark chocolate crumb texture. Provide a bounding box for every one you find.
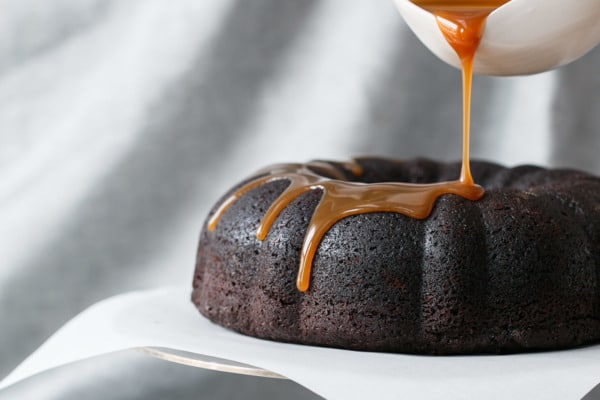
[192,158,600,354]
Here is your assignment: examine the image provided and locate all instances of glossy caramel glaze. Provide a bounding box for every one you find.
[208,161,483,291]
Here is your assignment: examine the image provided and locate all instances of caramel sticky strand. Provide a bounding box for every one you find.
[413,0,510,184]
[208,161,484,292]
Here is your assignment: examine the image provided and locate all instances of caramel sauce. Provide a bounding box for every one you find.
[208,161,483,292]
[412,0,510,184]
[208,1,509,292]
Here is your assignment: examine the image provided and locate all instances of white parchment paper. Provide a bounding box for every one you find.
[1,287,599,399]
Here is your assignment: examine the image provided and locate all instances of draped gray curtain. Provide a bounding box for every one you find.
[1,1,598,398]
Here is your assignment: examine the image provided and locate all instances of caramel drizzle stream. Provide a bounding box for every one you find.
[422,1,510,183]
[208,161,483,292]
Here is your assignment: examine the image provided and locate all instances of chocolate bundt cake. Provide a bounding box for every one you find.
[192,158,600,354]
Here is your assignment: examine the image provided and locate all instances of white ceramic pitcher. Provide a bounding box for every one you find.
[394,0,600,75]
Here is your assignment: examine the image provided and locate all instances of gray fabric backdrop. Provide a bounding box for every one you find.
[1,1,599,398]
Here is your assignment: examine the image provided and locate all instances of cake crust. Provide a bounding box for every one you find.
[192,158,600,354]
